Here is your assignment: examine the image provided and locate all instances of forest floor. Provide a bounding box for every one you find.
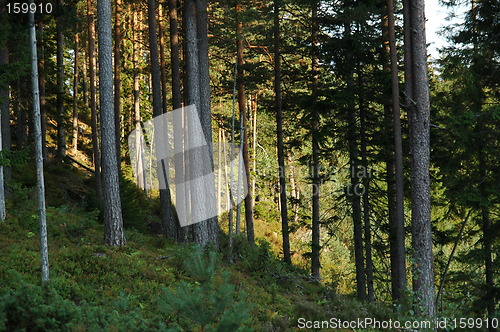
[0,158,395,331]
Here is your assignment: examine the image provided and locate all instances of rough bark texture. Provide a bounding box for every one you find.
[56,0,66,158]
[404,0,435,317]
[114,0,122,172]
[345,19,366,300]
[72,33,79,153]
[359,93,373,302]
[310,1,321,280]
[147,0,176,241]
[274,0,291,264]
[168,0,186,242]
[387,0,407,302]
[235,1,254,245]
[87,0,102,198]
[196,0,220,247]
[37,21,47,162]
[29,4,49,282]
[97,0,126,247]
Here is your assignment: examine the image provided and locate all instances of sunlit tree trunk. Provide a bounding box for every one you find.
[97,0,126,246]
[87,0,102,198]
[235,1,254,245]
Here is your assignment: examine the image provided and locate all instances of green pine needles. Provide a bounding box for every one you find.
[159,246,251,331]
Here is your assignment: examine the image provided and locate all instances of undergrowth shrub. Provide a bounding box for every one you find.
[159,246,252,331]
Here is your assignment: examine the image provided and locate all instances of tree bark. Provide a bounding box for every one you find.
[274,0,291,264]
[310,0,321,280]
[404,0,435,317]
[168,0,186,242]
[235,1,254,245]
[387,0,407,303]
[37,21,47,162]
[196,0,219,247]
[97,0,126,246]
[87,0,102,198]
[56,0,66,158]
[29,2,49,282]
[114,0,122,173]
[72,33,79,153]
[359,84,373,302]
[147,0,176,241]
[345,18,366,300]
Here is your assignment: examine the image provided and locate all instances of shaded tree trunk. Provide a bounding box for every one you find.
[274,0,291,264]
[72,33,79,153]
[168,0,186,242]
[56,0,66,158]
[29,3,49,282]
[404,0,435,317]
[310,0,321,280]
[37,21,47,161]
[147,0,176,241]
[87,0,102,198]
[97,0,126,246]
[114,0,122,173]
[235,1,254,245]
[387,0,407,302]
[0,43,11,186]
[197,0,219,247]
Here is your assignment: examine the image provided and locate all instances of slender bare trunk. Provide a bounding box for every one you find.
[72,33,79,153]
[97,0,126,246]
[311,0,321,280]
[29,3,49,282]
[274,0,291,263]
[88,0,102,198]
[56,0,66,158]
[404,0,435,317]
[114,0,122,173]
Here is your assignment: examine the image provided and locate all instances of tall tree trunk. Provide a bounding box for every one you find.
[235,1,254,245]
[97,0,126,246]
[359,82,374,302]
[158,3,168,115]
[310,0,321,280]
[345,18,366,300]
[0,43,11,186]
[114,0,122,173]
[168,0,186,242]
[87,0,102,198]
[56,0,66,158]
[147,0,176,241]
[132,10,147,194]
[274,0,291,264]
[404,0,435,317]
[29,3,49,282]
[196,0,219,247]
[72,33,79,153]
[387,0,407,302]
[0,45,5,220]
[37,21,47,162]
[184,0,207,246]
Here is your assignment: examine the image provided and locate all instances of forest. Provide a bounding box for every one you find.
[0,0,498,330]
